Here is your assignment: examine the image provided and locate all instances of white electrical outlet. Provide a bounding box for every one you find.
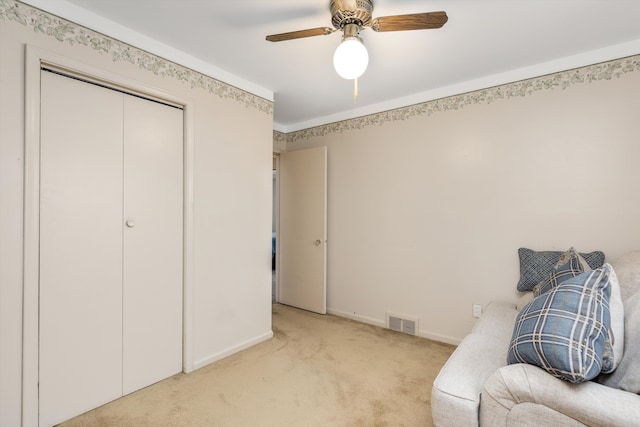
[473,304,482,318]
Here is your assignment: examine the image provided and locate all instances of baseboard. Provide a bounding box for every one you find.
[192,330,274,371]
[327,307,386,328]
[327,307,462,346]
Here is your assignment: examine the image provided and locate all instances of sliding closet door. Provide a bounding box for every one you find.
[122,95,183,394]
[39,71,124,426]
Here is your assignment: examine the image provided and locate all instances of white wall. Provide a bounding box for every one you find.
[0,3,273,425]
[284,58,640,344]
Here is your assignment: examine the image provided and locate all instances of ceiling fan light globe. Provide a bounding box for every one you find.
[333,36,368,79]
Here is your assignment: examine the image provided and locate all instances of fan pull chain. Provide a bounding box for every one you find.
[354,78,358,103]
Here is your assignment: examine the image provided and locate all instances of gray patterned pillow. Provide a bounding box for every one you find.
[517,247,605,291]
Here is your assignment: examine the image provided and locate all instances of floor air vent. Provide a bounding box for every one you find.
[386,313,418,336]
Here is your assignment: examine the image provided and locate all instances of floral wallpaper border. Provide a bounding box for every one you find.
[3,0,639,139]
[0,0,273,115]
[279,54,640,144]
[273,130,287,146]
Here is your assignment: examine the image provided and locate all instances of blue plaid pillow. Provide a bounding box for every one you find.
[508,265,613,383]
[517,247,605,291]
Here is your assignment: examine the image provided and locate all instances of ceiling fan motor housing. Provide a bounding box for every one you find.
[330,0,373,29]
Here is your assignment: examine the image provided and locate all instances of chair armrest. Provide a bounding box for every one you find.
[481,363,640,427]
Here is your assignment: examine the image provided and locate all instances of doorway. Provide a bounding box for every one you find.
[272,155,278,303]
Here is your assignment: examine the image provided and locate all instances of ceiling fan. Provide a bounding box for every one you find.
[266,0,448,81]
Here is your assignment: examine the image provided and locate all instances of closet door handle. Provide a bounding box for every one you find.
[125,220,135,228]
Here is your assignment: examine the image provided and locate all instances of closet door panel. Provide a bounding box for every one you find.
[39,71,124,426]
[122,95,183,394]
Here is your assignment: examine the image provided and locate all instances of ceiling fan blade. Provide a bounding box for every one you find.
[371,11,448,32]
[266,27,335,42]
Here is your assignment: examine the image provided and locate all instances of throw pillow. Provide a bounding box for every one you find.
[532,248,589,297]
[508,265,613,383]
[516,247,605,291]
[546,253,624,371]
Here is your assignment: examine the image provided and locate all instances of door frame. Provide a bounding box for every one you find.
[273,153,280,303]
[22,45,196,425]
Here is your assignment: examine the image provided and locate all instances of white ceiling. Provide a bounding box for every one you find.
[22,0,640,132]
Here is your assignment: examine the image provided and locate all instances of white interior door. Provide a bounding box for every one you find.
[39,70,183,426]
[122,95,183,394]
[278,146,327,314]
[39,71,124,426]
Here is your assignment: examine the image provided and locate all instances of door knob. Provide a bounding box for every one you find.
[314,239,322,246]
[125,220,135,228]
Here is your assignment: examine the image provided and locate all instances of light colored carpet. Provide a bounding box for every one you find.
[61,304,455,426]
